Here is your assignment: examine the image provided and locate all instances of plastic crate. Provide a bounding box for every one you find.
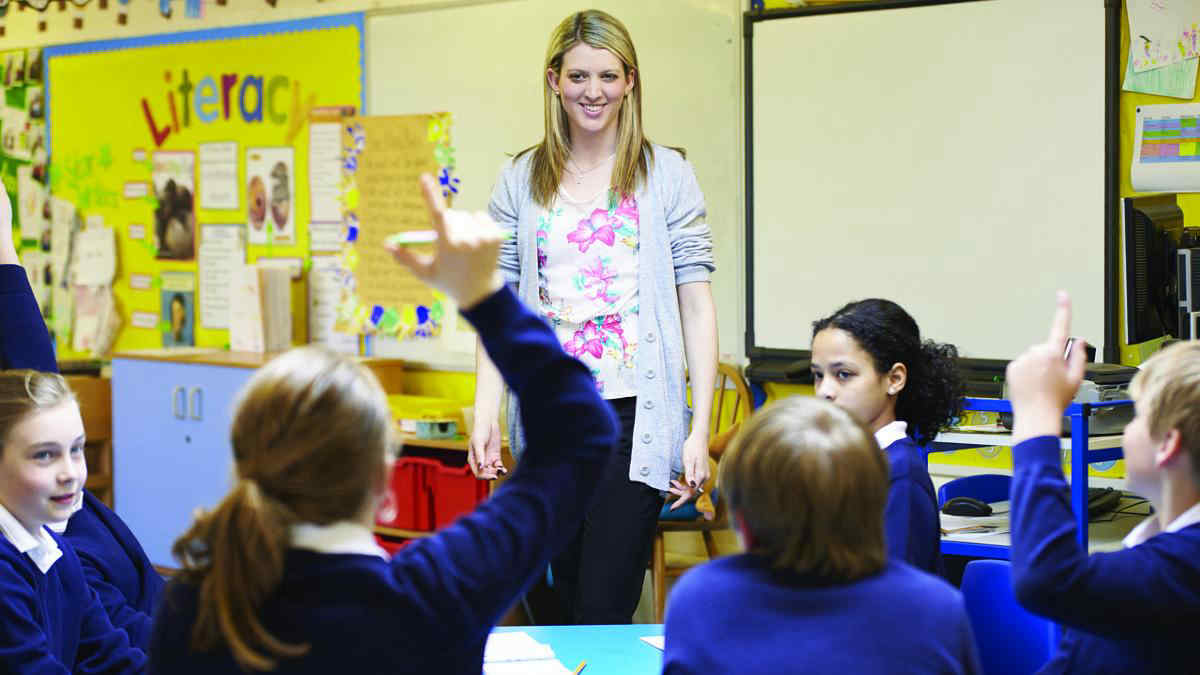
[427,459,490,529]
[376,456,437,531]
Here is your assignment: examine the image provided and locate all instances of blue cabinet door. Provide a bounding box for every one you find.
[113,359,253,567]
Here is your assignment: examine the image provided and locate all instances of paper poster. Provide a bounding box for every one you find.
[1132,103,1200,191]
[73,226,117,286]
[161,271,196,347]
[310,121,344,223]
[246,147,295,245]
[16,165,48,244]
[341,115,448,330]
[131,311,159,329]
[151,150,197,260]
[3,50,25,87]
[309,221,344,253]
[1123,51,1199,99]
[71,285,119,355]
[1,107,32,162]
[49,197,76,288]
[198,141,239,210]
[198,224,245,329]
[1129,0,1200,73]
[309,255,359,353]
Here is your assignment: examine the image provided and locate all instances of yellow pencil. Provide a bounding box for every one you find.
[572,661,587,674]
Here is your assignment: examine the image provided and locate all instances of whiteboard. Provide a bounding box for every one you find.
[748,0,1107,360]
[367,0,742,367]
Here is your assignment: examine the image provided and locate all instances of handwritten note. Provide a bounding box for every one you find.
[73,226,117,286]
[342,115,444,313]
[310,121,344,223]
[199,141,239,210]
[198,224,245,329]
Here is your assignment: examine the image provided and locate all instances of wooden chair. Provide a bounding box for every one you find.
[650,362,753,622]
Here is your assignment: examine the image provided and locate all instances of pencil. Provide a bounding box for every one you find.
[572,661,587,674]
[385,229,513,246]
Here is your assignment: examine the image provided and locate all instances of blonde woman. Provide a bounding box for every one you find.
[473,9,718,625]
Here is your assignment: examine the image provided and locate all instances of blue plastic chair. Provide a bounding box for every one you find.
[961,560,1056,675]
[938,473,1011,507]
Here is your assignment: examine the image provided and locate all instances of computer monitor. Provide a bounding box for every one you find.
[1123,195,1183,345]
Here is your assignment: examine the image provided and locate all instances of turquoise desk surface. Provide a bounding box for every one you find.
[492,624,665,674]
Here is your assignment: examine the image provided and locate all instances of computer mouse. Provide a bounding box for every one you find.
[942,496,993,517]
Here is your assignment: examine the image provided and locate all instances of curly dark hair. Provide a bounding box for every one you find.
[812,299,963,445]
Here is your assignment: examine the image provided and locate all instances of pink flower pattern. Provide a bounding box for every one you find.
[538,191,639,394]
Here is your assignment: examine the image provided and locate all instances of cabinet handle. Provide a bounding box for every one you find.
[189,387,203,421]
[172,386,186,419]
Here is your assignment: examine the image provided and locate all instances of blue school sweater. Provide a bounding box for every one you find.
[65,490,165,650]
[0,264,56,371]
[0,529,146,673]
[883,435,941,574]
[663,554,981,674]
[0,262,164,648]
[147,286,618,675]
[1010,435,1200,674]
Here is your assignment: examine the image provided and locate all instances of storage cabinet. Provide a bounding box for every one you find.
[112,351,403,568]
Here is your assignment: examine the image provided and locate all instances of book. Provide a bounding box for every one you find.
[229,264,292,353]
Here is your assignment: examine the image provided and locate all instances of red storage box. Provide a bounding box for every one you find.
[427,460,490,529]
[376,456,438,531]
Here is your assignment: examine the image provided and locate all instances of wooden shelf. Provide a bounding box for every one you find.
[374,525,432,540]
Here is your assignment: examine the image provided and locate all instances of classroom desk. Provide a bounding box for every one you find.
[930,397,1131,559]
[491,625,664,675]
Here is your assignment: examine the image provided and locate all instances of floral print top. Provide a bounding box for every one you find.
[537,188,640,398]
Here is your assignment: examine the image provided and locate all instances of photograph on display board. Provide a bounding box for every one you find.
[161,271,196,347]
[152,151,197,260]
[4,51,25,87]
[25,48,42,84]
[246,147,295,245]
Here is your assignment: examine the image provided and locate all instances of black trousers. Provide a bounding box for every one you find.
[550,396,664,625]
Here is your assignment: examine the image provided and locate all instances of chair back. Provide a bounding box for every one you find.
[706,362,753,456]
[961,560,1056,675]
[937,473,1011,507]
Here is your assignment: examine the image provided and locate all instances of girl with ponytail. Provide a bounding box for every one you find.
[148,175,619,674]
[810,299,964,574]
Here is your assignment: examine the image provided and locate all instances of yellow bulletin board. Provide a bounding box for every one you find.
[44,14,364,355]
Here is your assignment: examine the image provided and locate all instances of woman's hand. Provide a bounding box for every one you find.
[385,174,504,311]
[667,433,711,510]
[468,419,506,480]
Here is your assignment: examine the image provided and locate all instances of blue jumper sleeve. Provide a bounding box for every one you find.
[0,264,56,372]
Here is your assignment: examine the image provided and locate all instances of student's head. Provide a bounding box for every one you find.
[720,396,888,581]
[811,299,963,444]
[1124,341,1200,498]
[172,347,395,671]
[0,371,85,533]
[529,10,650,205]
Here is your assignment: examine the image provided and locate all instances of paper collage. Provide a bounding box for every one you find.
[336,113,455,340]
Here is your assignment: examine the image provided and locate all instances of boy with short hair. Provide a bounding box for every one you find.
[1006,293,1200,674]
[662,396,980,674]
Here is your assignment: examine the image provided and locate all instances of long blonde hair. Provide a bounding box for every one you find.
[525,9,653,207]
[171,347,394,672]
[0,370,75,456]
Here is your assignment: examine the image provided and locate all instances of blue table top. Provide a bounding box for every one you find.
[493,624,665,674]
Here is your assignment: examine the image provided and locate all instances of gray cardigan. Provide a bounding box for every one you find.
[487,144,715,491]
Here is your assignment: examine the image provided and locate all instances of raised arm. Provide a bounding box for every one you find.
[0,182,56,373]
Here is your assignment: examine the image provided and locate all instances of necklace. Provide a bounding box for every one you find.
[566,152,616,185]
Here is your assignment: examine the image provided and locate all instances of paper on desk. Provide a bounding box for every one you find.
[1131,103,1200,192]
[641,635,665,651]
[482,632,572,675]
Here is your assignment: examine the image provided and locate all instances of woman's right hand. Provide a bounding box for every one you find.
[468,419,506,480]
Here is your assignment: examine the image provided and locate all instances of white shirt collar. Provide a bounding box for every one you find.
[0,503,62,574]
[1123,501,1200,548]
[874,420,909,450]
[290,520,389,560]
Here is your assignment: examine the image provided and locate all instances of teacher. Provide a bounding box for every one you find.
[469,9,719,624]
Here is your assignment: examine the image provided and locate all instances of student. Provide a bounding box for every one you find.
[0,185,164,649]
[662,396,981,674]
[810,299,963,573]
[1006,293,1200,674]
[0,369,146,672]
[146,175,618,674]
